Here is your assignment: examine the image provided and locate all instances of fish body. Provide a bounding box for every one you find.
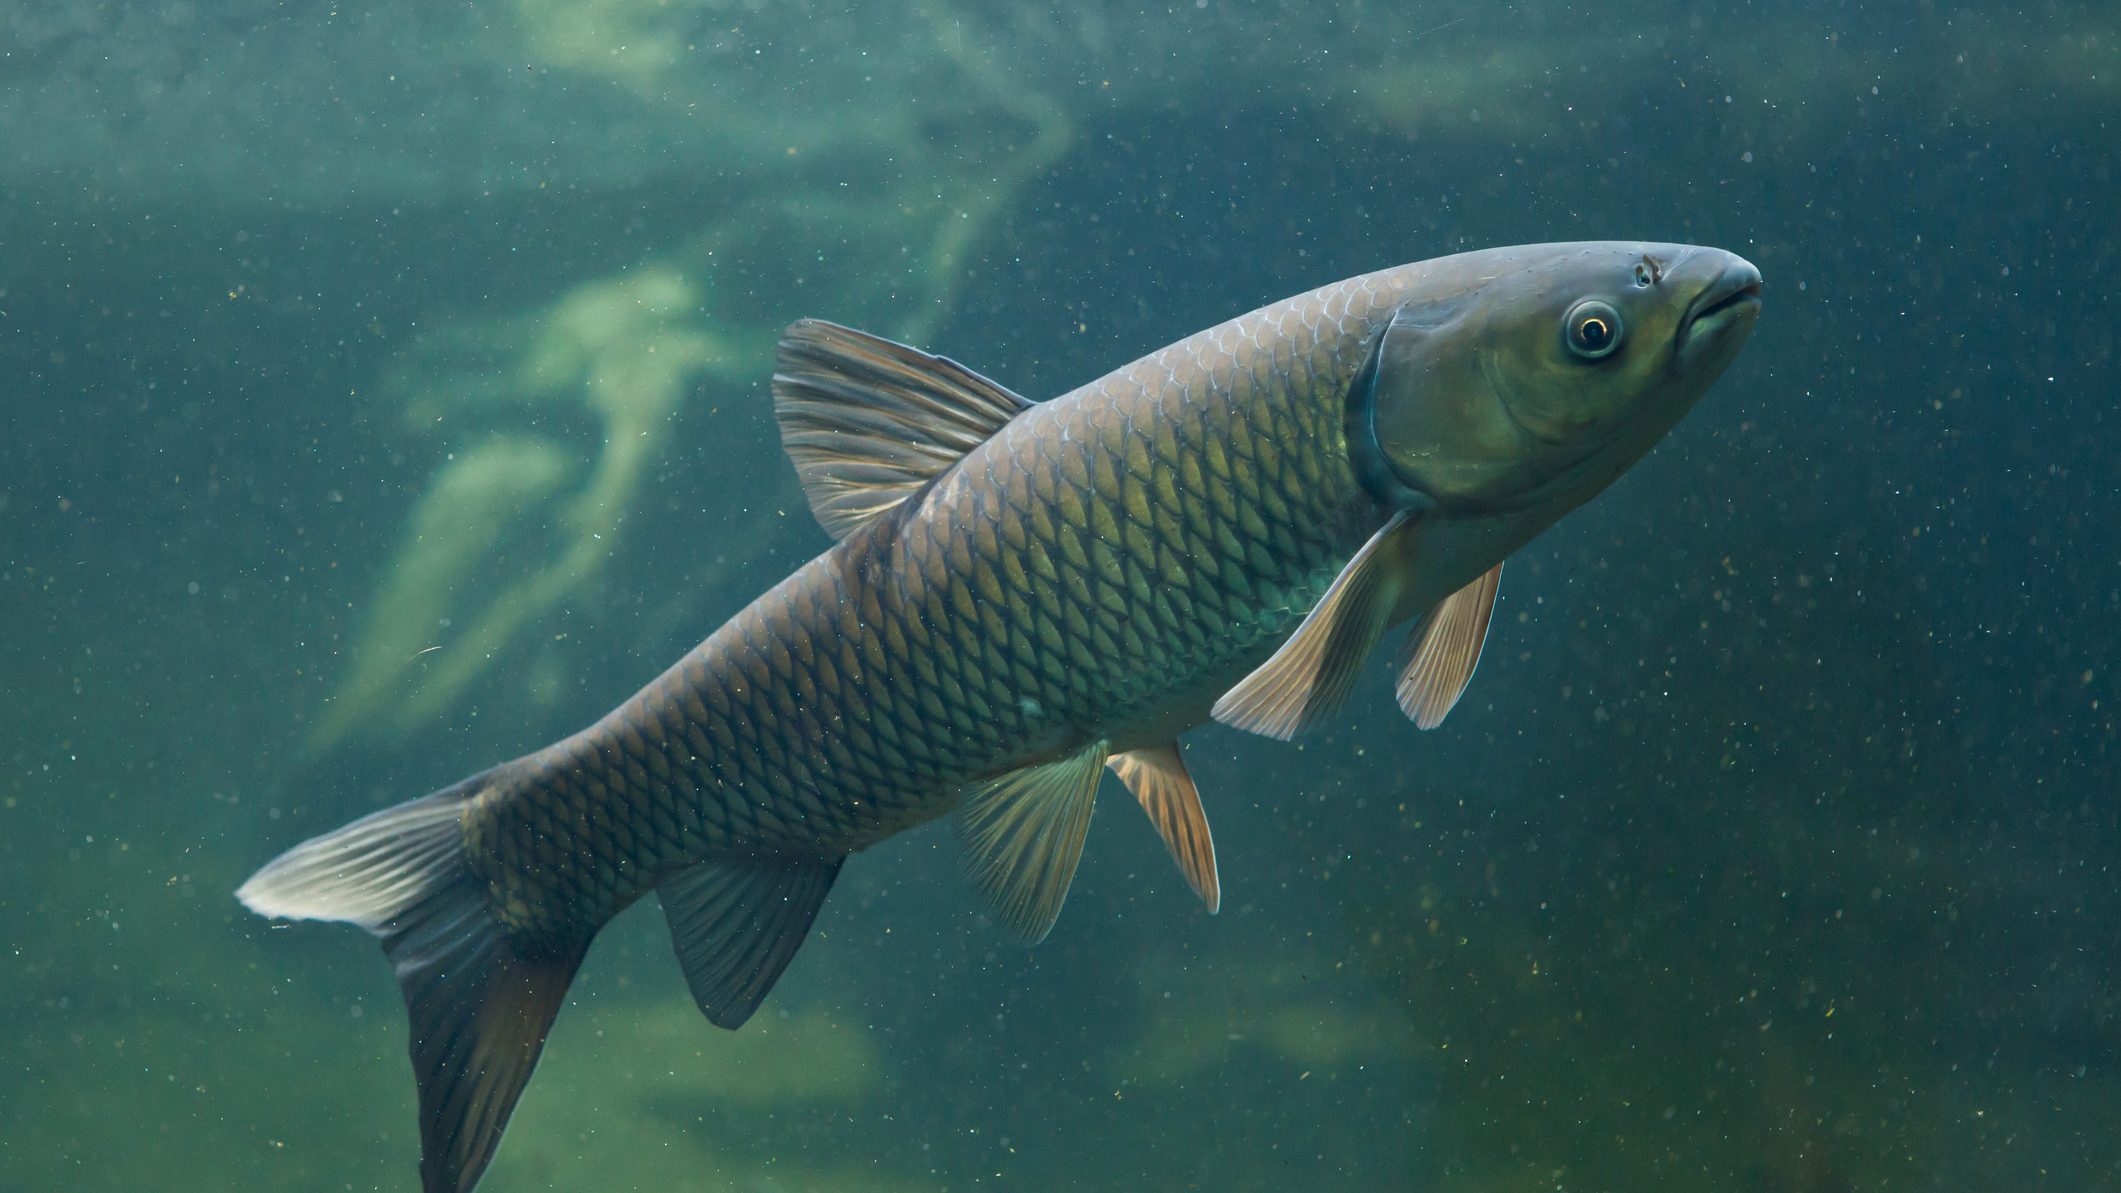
[241,241,1761,1193]
[478,267,1388,929]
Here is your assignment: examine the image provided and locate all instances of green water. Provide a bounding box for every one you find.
[3,3,2115,1189]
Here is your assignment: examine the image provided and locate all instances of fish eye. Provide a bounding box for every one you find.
[1564,299,1624,361]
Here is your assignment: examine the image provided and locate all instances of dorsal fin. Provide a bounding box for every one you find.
[1395,562,1502,729]
[772,318,1036,539]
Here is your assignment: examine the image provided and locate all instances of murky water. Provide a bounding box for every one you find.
[3,4,2115,1189]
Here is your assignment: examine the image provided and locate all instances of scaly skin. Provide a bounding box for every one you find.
[461,264,1433,943]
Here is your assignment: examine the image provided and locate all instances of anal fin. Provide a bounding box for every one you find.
[657,855,843,1029]
[957,738,1109,943]
[1395,561,1502,729]
[1212,510,1421,740]
[1108,743,1219,913]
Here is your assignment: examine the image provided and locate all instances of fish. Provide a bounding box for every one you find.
[239,241,1761,1192]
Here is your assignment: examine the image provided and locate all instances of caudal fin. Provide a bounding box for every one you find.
[238,773,589,1193]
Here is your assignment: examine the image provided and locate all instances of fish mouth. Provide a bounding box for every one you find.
[1680,259,1764,349]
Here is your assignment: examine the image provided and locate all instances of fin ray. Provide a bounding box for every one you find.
[1108,743,1219,913]
[956,739,1109,943]
[773,319,1036,538]
[658,855,843,1029]
[1396,562,1502,729]
[1212,511,1419,740]
[236,777,480,928]
[391,876,585,1193]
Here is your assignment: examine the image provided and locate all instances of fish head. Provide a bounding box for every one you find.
[1355,241,1761,513]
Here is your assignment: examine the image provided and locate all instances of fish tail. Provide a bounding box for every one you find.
[238,770,587,1193]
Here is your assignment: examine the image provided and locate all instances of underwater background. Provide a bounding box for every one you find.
[2,2,2115,1189]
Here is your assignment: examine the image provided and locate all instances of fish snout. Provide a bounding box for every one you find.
[1677,252,1764,355]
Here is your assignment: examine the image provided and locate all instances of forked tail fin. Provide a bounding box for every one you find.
[238,772,589,1193]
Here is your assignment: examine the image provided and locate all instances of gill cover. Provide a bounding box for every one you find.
[1345,292,1551,513]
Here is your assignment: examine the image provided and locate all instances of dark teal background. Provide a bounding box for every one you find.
[3,4,2114,1189]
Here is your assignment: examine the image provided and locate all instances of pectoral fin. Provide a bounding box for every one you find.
[1212,510,1420,741]
[956,739,1109,943]
[1108,743,1219,913]
[1394,562,1501,729]
[772,319,1036,539]
[658,855,843,1029]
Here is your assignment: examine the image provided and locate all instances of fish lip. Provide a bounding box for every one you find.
[1679,260,1764,348]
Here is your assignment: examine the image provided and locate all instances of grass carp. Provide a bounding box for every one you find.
[240,241,1761,1192]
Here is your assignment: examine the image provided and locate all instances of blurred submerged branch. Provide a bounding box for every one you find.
[307,4,1074,750]
[308,269,726,752]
